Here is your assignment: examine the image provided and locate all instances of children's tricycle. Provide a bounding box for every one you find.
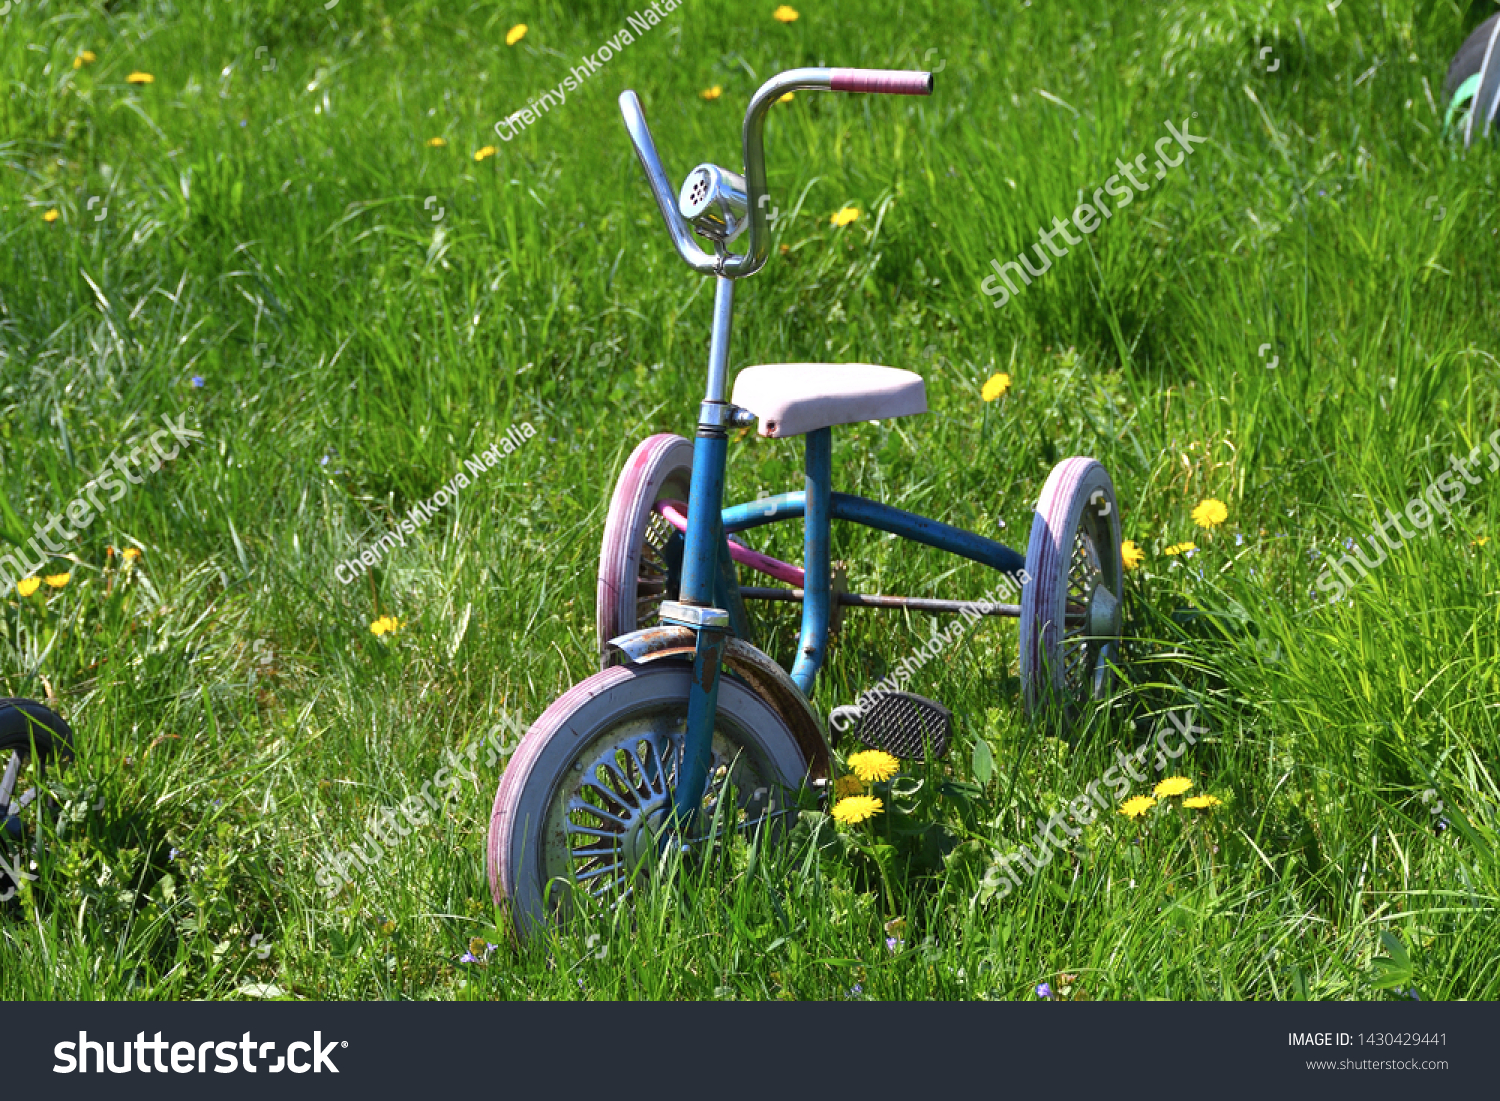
[488,67,1125,932]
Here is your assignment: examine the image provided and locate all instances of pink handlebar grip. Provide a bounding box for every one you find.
[829,69,934,95]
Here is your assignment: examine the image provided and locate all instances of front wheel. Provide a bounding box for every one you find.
[488,662,810,934]
[1019,458,1124,720]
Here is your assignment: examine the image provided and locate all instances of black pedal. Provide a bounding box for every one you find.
[831,691,953,759]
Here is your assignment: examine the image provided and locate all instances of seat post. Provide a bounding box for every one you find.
[790,426,832,696]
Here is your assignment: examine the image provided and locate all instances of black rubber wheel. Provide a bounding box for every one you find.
[1444,13,1500,142]
[0,698,75,761]
[1,699,74,898]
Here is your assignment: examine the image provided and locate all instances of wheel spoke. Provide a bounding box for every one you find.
[564,798,630,834]
[569,844,624,860]
[588,873,631,899]
[563,821,627,841]
[575,861,626,884]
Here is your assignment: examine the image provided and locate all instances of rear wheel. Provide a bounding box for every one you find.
[1019,458,1124,720]
[597,435,696,666]
[487,663,808,934]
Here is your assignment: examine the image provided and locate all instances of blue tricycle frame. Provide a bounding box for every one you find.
[487,64,1125,932]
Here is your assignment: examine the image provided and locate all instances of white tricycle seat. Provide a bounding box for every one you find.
[730,363,927,439]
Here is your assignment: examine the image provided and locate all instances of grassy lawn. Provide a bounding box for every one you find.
[1,0,1497,1000]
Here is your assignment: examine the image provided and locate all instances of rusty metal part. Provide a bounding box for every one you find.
[739,587,1035,618]
[829,562,849,635]
[605,626,831,779]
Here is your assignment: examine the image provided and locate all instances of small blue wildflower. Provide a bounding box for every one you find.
[190,376,204,388]
[849,983,863,996]
[886,937,902,953]
[1035,982,1052,999]
[1235,533,1244,546]
[168,847,179,861]
[1318,189,1326,197]
[240,119,247,127]
[321,454,331,466]
[459,952,479,964]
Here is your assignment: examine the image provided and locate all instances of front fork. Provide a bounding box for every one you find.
[668,429,733,824]
[668,426,834,825]
[667,274,834,825]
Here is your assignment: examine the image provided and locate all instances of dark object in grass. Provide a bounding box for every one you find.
[0,698,75,896]
[1444,12,1500,145]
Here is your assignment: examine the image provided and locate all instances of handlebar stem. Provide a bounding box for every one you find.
[620,67,932,279]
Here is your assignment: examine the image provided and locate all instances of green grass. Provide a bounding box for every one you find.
[1,0,1498,1000]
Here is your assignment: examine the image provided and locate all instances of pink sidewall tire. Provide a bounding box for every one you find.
[596,434,695,668]
[487,662,809,936]
[1019,457,1124,720]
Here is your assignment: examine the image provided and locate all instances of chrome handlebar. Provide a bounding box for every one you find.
[619,66,933,279]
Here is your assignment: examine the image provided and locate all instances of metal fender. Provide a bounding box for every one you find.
[606,626,832,780]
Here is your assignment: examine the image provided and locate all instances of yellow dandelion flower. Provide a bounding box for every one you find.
[847,749,899,783]
[1121,539,1145,571]
[474,146,497,161]
[1154,776,1193,798]
[981,373,1011,402]
[1182,794,1222,809]
[1163,542,1196,556]
[1118,795,1156,819]
[831,795,883,825]
[778,91,795,102]
[123,547,141,561]
[427,136,447,147]
[700,85,722,100]
[1191,497,1228,529]
[43,573,71,589]
[773,5,799,21]
[369,615,402,636]
[506,24,528,46]
[1473,536,1489,547]
[125,72,155,85]
[73,50,97,69]
[43,209,59,223]
[833,773,865,798]
[16,577,41,598]
[829,206,860,227]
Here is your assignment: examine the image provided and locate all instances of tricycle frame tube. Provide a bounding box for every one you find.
[680,277,736,607]
[674,275,738,823]
[723,491,1029,578]
[789,428,832,695]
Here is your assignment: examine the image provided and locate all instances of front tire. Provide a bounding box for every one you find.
[488,663,809,934]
